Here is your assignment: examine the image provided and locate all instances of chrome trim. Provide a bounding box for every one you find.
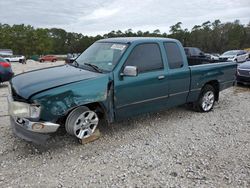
[14,117,60,133]
[190,88,201,92]
[221,80,235,84]
[158,75,165,80]
[190,62,236,67]
[169,90,189,97]
[122,66,138,77]
[117,90,191,109]
[117,94,169,109]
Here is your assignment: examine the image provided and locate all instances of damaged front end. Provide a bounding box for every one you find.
[8,74,112,144]
[8,85,60,144]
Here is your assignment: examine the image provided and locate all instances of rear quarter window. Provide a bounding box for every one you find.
[164,42,184,69]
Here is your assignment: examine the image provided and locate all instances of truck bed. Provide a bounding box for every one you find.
[187,57,224,66]
[187,61,237,102]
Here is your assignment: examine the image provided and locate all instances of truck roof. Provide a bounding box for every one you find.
[97,37,178,44]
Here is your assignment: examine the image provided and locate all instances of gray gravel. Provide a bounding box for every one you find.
[0,61,249,187]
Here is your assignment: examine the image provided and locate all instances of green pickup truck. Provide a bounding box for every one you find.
[8,37,237,144]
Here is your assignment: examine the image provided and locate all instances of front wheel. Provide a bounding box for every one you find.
[193,85,216,112]
[65,106,99,139]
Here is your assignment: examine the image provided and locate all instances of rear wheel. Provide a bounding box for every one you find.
[193,85,216,112]
[65,106,99,139]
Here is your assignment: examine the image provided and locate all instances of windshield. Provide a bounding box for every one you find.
[75,42,128,72]
[222,51,238,56]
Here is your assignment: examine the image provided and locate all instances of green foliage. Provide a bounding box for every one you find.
[0,20,249,56]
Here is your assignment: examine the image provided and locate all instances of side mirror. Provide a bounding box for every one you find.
[121,66,138,77]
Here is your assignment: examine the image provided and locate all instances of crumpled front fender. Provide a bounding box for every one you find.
[31,75,110,122]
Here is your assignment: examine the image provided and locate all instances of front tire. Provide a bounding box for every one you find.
[65,106,99,139]
[193,85,216,112]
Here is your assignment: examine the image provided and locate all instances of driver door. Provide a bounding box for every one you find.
[114,43,169,119]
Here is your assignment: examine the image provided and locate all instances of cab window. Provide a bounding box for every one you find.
[124,43,163,73]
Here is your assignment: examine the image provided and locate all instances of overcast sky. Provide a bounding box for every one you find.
[0,0,249,36]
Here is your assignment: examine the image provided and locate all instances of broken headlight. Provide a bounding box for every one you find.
[8,100,41,118]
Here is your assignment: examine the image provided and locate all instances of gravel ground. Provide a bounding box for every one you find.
[0,61,249,187]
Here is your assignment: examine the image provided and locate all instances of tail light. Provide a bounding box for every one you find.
[0,62,10,68]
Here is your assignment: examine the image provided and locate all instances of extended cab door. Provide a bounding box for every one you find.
[114,43,169,119]
[163,42,190,107]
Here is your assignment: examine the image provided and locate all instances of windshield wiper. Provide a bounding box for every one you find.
[84,63,103,73]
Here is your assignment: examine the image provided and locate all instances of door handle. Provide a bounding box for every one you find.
[158,75,165,80]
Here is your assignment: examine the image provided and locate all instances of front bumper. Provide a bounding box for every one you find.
[10,117,50,144]
[10,117,60,144]
[8,95,60,144]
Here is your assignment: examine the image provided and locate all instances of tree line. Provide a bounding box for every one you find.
[0,19,249,56]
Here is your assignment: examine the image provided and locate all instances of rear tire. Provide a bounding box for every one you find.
[193,85,216,112]
[65,106,99,139]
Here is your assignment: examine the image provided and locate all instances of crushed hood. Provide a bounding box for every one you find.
[11,65,102,99]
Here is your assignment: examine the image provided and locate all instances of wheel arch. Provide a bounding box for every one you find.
[202,80,220,101]
[57,101,110,126]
